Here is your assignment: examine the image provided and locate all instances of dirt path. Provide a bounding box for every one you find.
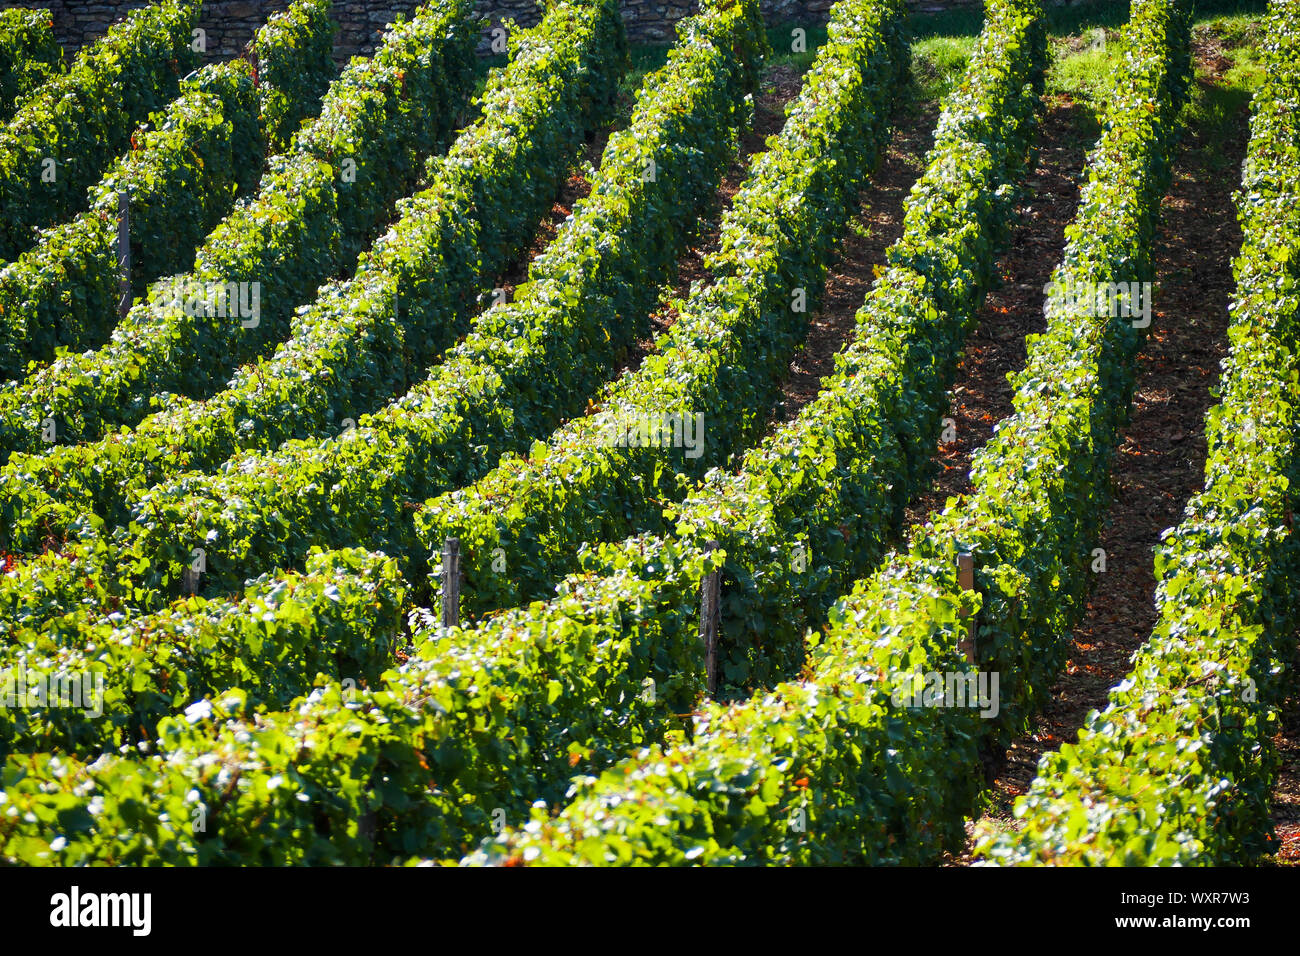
[617,65,799,375]
[622,66,940,406]
[1270,683,1300,864]
[766,94,938,427]
[902,98,1092,525]
[951,54,1251,861]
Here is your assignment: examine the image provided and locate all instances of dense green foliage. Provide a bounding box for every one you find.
[255,0,338,155]
[0,548,405,762]
[0,0,1279,873]
[0,541,715,865]
[460,0,1192,866]
[36,0,764,602]
[0,0,912,865]
[0,8,61,118]
[0,0,631,553]
[412,0,908,625]
[415,0,1047,680]
[0,61,263,382]
[0,0,478,462]
[0,0,341,384]
[0,536,157,637]
[666,12,1044,689]
[978,0,1300,866]
[0,0,200,259]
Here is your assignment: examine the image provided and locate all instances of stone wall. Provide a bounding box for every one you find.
[5,0,1087,59]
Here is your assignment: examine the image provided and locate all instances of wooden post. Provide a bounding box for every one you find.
[441,537,460,628]
[700,540,721,696]
[957,551,976,664]
[116,190,131,320]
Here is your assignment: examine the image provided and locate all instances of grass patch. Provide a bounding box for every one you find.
[908,0,1267,42]
[463,1,1269,178]
[1047,30,1118,111]
[910,35,976,102]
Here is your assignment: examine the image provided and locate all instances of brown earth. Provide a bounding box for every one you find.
[766,97,939,427]
[902,98,1092,525]
[621,64,806,374]
[947,49,1253,863]
[622,66,939,392]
